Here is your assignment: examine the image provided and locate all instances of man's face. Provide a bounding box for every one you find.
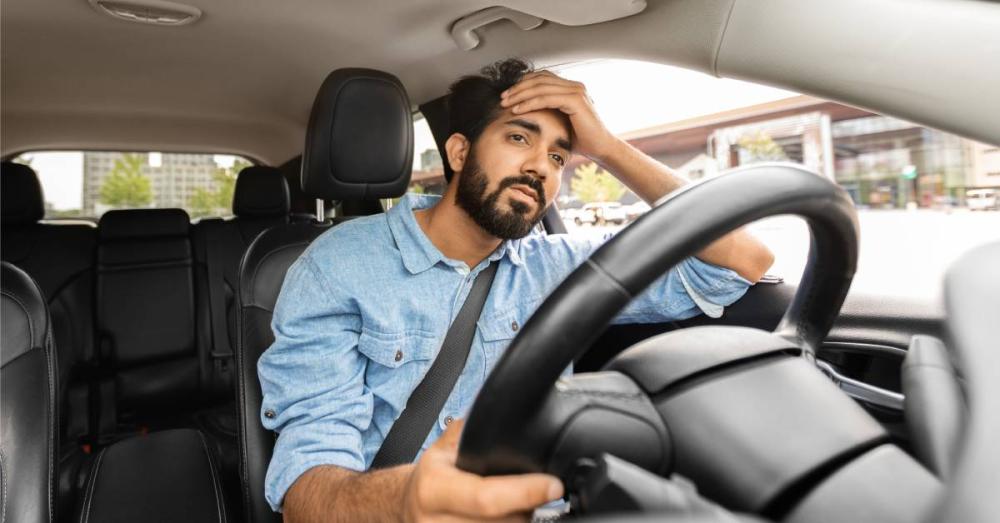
[454,108,571,240]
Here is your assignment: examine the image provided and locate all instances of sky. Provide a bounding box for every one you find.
[20,59,795,210]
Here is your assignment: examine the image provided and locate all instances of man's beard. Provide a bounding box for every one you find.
[454,148,548,240]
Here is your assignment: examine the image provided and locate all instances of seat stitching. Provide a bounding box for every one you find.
[235,309,254,518]
[79,448,106,523]
[45,333,56,522]
[1,449,8,523]
[197,431,225,523]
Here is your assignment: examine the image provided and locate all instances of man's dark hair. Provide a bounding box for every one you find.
[445,58,534,179]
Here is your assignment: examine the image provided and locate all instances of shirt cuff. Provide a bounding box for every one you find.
[676,258,752,319]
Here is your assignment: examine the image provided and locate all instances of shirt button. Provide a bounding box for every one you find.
[444,415,454,426]
[511,320,519,332]
[264,409,276,419]
[394,350,403,362]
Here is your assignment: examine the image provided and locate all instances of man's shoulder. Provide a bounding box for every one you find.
[299,214,396,275]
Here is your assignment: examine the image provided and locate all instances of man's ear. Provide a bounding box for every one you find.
[445,133,470,174]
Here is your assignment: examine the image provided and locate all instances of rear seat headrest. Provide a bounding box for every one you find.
[233,166,290,218]
[302,68,413,201]
[98,209,190,241]
[1,161,45,225]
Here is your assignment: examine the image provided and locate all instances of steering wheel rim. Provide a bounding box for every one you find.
[458,163,859,476]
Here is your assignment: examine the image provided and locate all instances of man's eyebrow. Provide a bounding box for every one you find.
[504,118,572,153]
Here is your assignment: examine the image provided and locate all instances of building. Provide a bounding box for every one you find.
[82,152,220,215]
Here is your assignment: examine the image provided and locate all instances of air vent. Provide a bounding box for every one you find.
[89,0,202,26]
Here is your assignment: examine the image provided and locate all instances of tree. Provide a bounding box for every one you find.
[100,154,152,207]
[570,162,626,203]
[737,131,788,163]
[188,158,251,218]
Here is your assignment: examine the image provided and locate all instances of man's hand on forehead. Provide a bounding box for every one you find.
[500,70,618,163]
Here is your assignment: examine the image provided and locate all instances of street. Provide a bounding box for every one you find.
[563,209,1000,301]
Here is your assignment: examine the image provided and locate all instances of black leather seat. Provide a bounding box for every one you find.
[96,208,202,428]
[192,165,291,398]
[76,429,227,523]
[236,68,413,521]
[2,262,58,523]
[2,161,98,516]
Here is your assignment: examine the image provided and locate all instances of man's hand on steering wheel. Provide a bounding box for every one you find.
[404,419,564,522]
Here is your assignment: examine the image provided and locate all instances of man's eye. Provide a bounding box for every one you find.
[550,153,565,166]
[510,134,527,144]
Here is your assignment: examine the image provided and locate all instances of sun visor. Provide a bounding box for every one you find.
[301,68,413,201]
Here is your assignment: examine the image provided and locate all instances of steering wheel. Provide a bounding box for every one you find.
[455,163,916,519]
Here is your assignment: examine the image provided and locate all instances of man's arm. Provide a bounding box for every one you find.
[283,421,564,523]
[501,72,774,283]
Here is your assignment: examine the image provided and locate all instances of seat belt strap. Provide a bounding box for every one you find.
[204,220,234,383]
[371,261,499,469]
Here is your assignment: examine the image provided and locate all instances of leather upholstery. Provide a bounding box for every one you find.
[78,429,227,523]
[301,68,413,200]
[97,209,199,409]
[1,161,45,225]
[233,166,291,218]
[1,262,57,523]
[1,164,96,518]
[237,68,413,521]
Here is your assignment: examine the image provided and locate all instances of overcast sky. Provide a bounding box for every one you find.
[23,59,795,210]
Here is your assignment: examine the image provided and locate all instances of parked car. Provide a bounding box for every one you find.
[582,201,627,225]
[967,188,1000,211]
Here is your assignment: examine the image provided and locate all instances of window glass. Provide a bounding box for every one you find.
[548,60,1000,298]
[9,151,254,219]
[411,115,446,196]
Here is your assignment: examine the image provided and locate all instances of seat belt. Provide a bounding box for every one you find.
[371,261,499,469]
[203,220,234,387]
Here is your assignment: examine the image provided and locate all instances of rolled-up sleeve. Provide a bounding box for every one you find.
[257,254,371,512]
[615,256,752,323]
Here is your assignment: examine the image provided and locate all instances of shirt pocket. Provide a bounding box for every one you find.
[478,296,543,370]
[357,329,439,415]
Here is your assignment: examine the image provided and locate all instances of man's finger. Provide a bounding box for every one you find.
[503,74,581,99]
[424,468,564,519]
[501,85,582,109]
[433,418,466,451]
[510,94,580,116]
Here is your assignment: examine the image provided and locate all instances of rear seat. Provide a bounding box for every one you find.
[2,161,291,519]
[1,161,98,517]
[96,208,203,427]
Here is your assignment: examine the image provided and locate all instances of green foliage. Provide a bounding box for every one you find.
[188,158,251,218]
[99,154,152,207]
[737,132,788,163]
[570,162,626,203]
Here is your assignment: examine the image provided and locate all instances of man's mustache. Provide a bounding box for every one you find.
[495,175,545,205]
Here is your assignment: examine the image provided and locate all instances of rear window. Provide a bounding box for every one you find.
[9,151,253,219]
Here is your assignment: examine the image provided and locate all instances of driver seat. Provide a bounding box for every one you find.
[236,68,413,521]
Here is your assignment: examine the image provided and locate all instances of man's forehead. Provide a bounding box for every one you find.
[496,108,573,151]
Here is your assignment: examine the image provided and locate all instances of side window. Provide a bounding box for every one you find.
[547,59,1000,298]
[411,114,446,196]
[10,151,253,219]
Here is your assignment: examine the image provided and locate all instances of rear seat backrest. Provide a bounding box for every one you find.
[1,161,96,441]
[192,166,290,397]
[97,208,200,412]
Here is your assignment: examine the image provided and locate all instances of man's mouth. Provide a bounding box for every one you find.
[507,184,538,203]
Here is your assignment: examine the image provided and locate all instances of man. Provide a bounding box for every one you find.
[259,58,774,522]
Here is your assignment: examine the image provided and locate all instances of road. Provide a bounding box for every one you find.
[563,209,1000,302]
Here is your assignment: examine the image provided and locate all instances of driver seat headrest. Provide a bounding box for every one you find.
[301,68,413,201]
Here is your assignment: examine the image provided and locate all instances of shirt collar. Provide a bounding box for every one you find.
[387,193,526,274]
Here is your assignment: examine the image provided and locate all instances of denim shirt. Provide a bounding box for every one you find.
[258,194,752,511]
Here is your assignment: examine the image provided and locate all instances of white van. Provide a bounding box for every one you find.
[967,188,999,211]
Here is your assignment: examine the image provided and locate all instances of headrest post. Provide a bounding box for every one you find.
[314,199,326,222]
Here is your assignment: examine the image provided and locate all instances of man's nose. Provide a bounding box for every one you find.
[521,149,550,182]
